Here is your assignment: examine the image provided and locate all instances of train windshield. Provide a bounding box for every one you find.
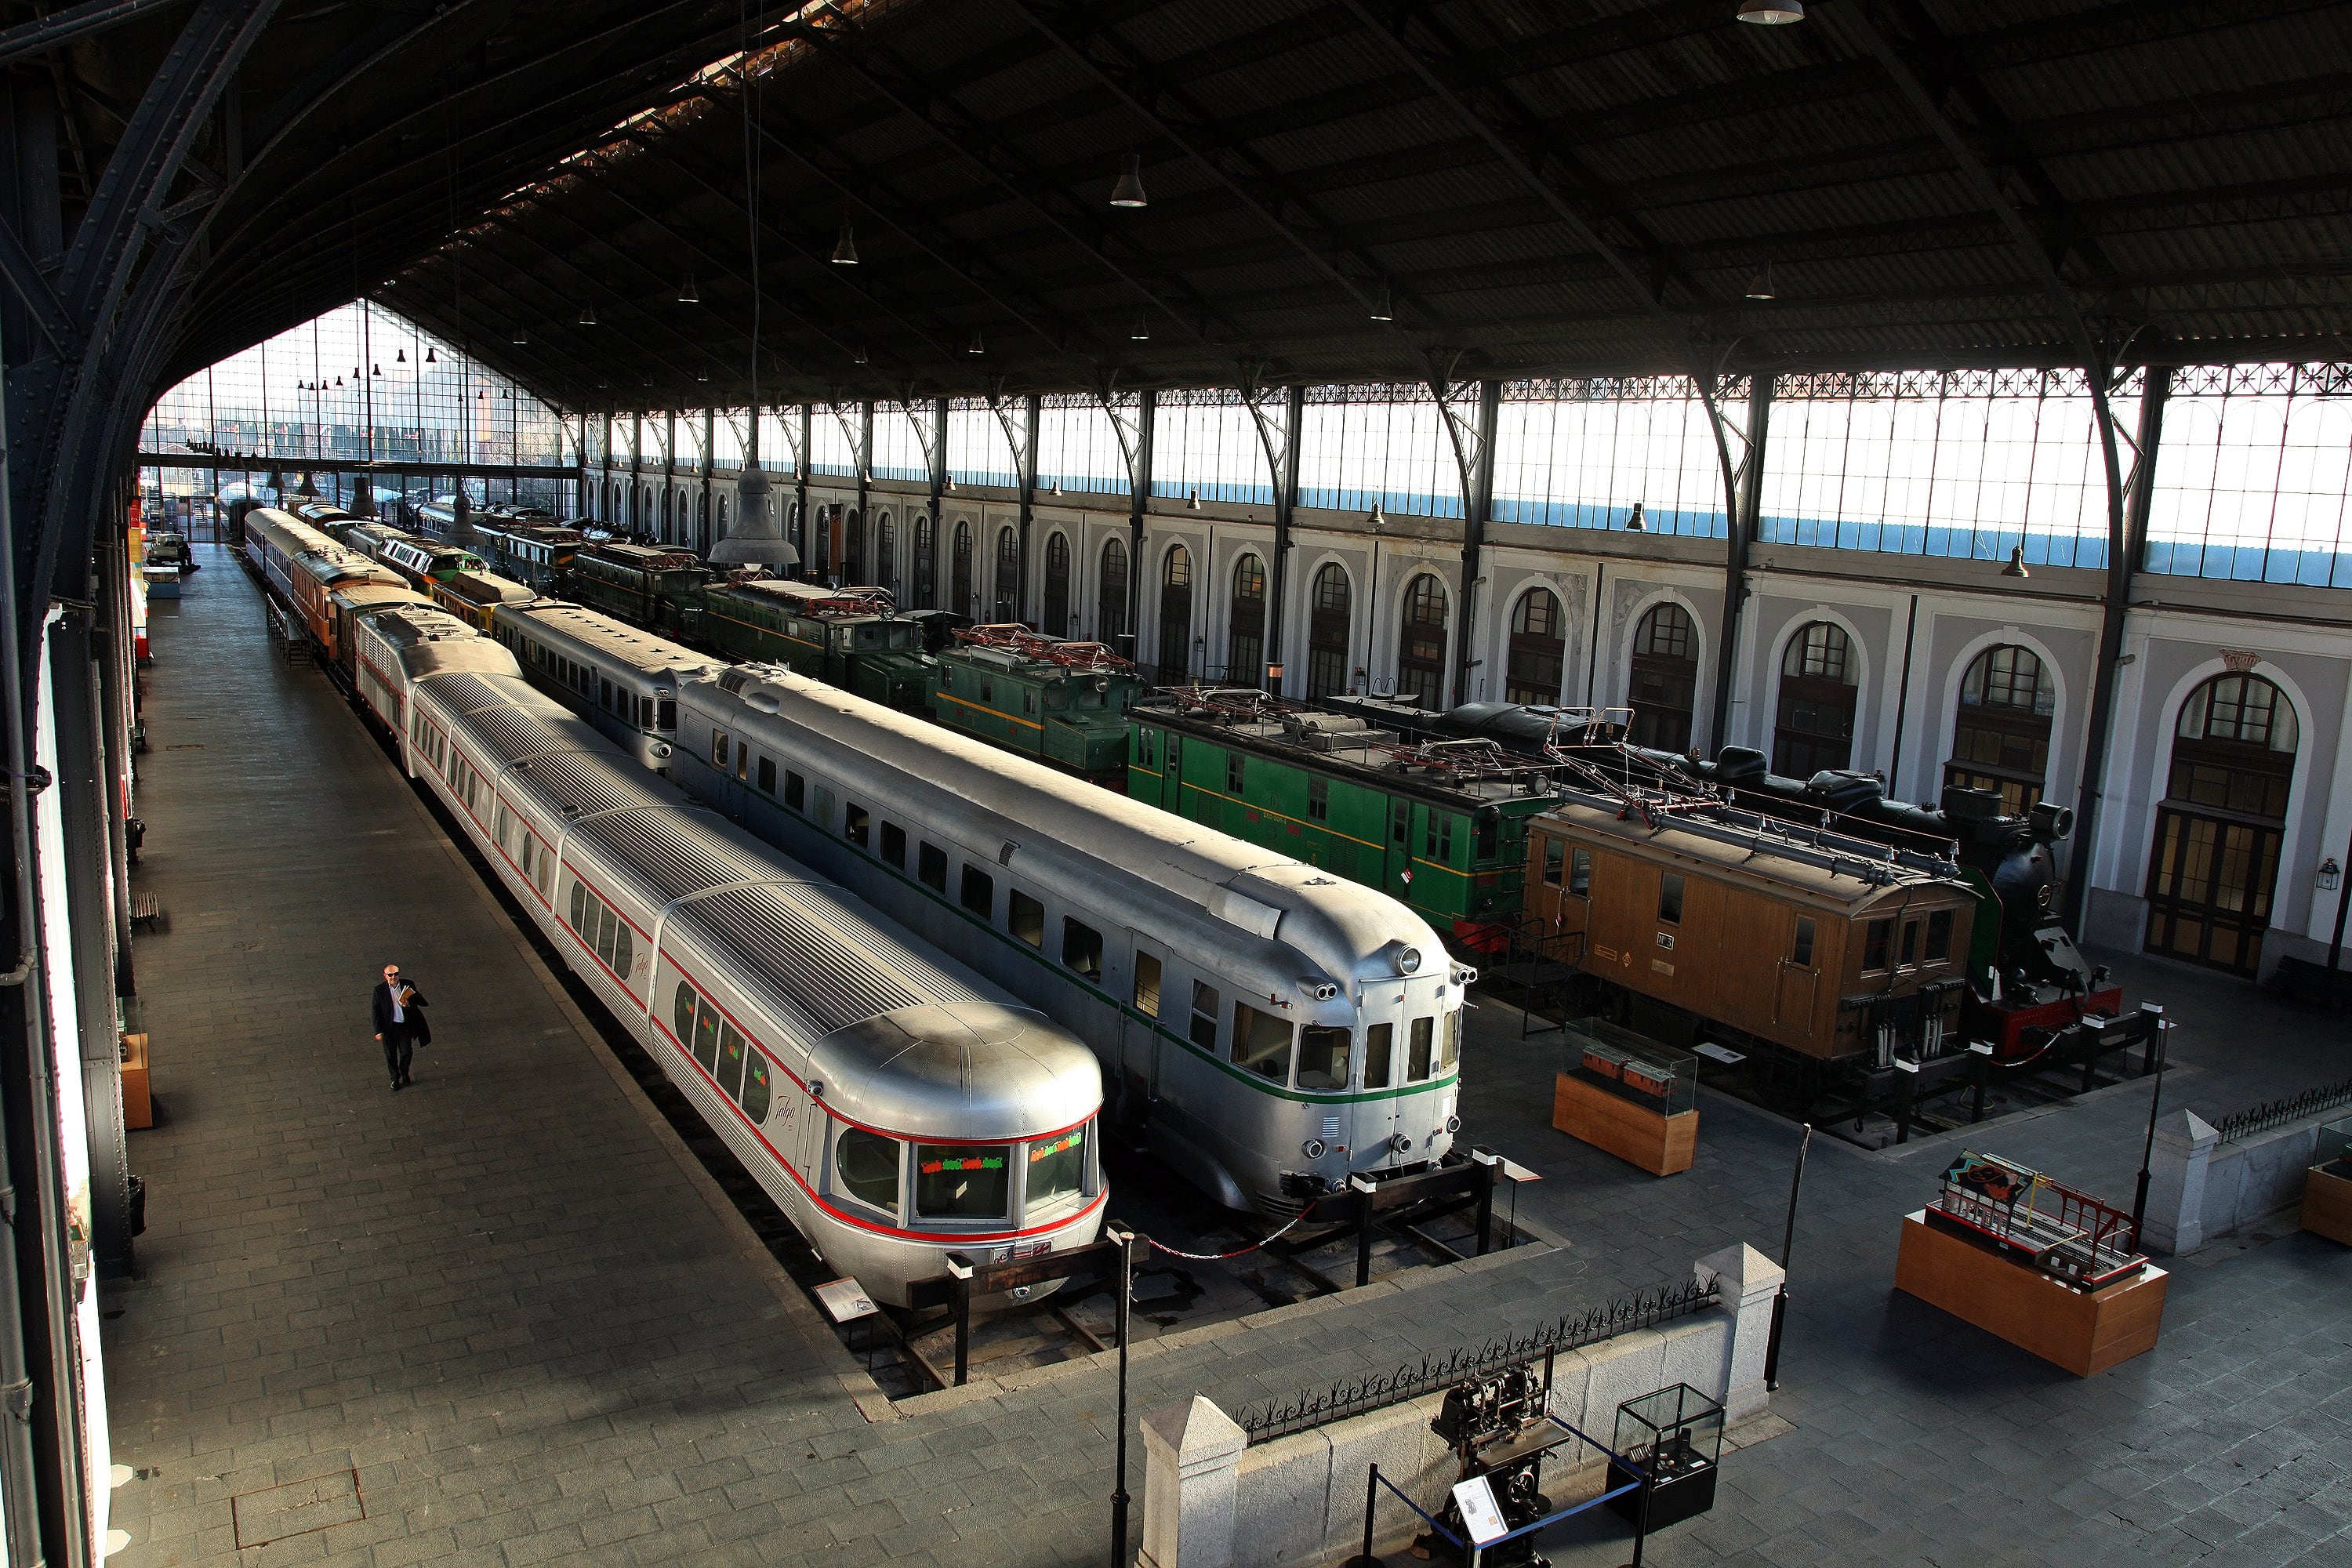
[836,1127,902,1218]
[1025,1124,1088,1212]
[916,1144,1011,1221]
[1298,1027,1352,1091]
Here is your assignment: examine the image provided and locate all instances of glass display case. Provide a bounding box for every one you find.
[2319,1115,2352,1178]
[1564,1018,1698,1116]
[1606,1383,1724,1529]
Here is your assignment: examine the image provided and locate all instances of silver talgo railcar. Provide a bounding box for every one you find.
[348,622,1106,1306]
[676,663,1472,1217]
[490,598,722,774]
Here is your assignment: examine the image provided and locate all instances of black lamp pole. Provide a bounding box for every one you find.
[2130,1012,2172,1249]
[1763,1123,1811,1392]
[1109,1225,1138,1567]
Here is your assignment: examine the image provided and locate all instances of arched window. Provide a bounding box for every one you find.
[1773,622,1857,776]
[1043,533,1073,635]
[951,521,974,615]
[717,493,728,538]
[698,488,710,543]
[1307,564,1352,699]
[844,507,865,584]
[1946,645,2054,815]
[877,514,895,597]
[1504,589,1565,706]
[992,526,1020,622]
[1228,554,1267,684]
[789,501,804,556]
[913,514,934,609]
[1156,544,1193,683]
[1100,536,1131,646]
[1395,574,1448,709]
[1628,604,1698,752]
[2147,672,2299,975]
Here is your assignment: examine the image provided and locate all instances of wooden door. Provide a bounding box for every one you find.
[1773,964,1818,1032]
[2144,807,2281,975]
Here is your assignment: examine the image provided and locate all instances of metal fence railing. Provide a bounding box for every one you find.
[1236,1277,1718,1446]
[2212,1075,2352,1144]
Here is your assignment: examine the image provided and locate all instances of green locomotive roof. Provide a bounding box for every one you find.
[1136,699,1561,814]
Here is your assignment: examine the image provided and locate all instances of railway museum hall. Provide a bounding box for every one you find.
[8,3,2352,1566]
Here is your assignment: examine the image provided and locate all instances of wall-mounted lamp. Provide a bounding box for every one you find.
[2002,543,2031,578]
[2322,858,2343,892]
[1624,501,1647,532]
[1368,499,1385,532]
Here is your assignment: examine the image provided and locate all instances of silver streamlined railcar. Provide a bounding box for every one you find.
[676,663,1472,1217]
[489,599,722,773]
[348,622,1107,1305]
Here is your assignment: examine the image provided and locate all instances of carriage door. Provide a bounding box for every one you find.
[1125,940,1168,1118]
[1384,797,1417,904]
[1773,913,1821,1033]
[2144,673,2297,976]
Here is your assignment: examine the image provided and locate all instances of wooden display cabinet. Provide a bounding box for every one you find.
[1894,1211,2166,1376]
[2300,1117,2352,1244]
[120,1032,152,1131]
[1551,1020,1697,1176]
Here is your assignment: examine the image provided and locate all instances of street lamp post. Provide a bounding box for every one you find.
[1109,1225,1139,1567]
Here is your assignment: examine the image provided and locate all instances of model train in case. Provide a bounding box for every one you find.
[335,600,1110,1306]
[672,661,1472,1217]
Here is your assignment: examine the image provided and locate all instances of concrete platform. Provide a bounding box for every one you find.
[100,548,2352,1567]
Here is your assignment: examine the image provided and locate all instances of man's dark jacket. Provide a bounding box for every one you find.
[371,981,431,1044]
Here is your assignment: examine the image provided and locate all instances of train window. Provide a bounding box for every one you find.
[961,866,994,918]
[1570,847,1592,897]
[1134,952,1163,1018]
[593,904,618,970]
[1658,873,1685,925]
[1308,776,1330,822]
[920,841,947,892]
[1440,1012,1460,1073]
[612,922,633,982]
[735,740,750,782]
[1298,1027,1352,1091]
[1226,753,1245,794]
[693,1000,722,1074]
[1392,798,1410,846]
[1406,1018,1435,1081]
[673,981,695,1045]
[739,1053,771,1124]
[916,1144,1011,1221]
[881,822,907,870]
[1475,811,1499,862]
[1541,837,1564,886]
[1792,918,1817,967]
[1009,891,1044,947]
[1137,728,1157,770]
[1189,982,1220,1051]
[568,879,586,934]
[1062,919,1103,981]
[1926,909,1953,964]
[1024,689,1037,717]
[836,1128,902,1216]
[1424,812,1454,862]
[757,757,776,795]
[1027,1127,1087,1210]
[715,1024,748,1099]
[1864,919,1893,972]
[981,677,993,704]
[657,699,677,731]
[844,804,871,848]
[786,771,805,810]
[495,802,513,848]
[711,728,728,767]
[1232,1003,1293,1083]
[600,677,613,711]
[812,785,833,827]
[1364,1022,1393,1089]
[1900,920,1919,968]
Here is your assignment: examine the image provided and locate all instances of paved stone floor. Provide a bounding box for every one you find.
[103,546,2352,1567]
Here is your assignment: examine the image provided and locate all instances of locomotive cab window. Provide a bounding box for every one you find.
[1134,952,1163,1018]
[1658,873,1685,925]
[961,866,994,918]
[1900,920,1920,968]
[1570,846,1592,897]
[1189,982,1220,1051]
[657,699,677,731]
[1062,919,1103,982]
[1009,891,1044,948]
[1474,810,1498,862]
[834,1127,902,1218]
[919,841,947,892]
[1232,1003,1293,1083]
[1226,753,1245,794]
[1541,837,1564,886]
[1440,1012,1460,1073]
[916,1144,1010,1221]
[1406,1018,1435,1081]
[1864,919,1893,972]
[710,728,728,767]
[1298,1027,1352,1091]
[1308,776,1330,822]
[1363,1022,1394,1089]
[1027,1126,1088,1212]
[1926,909,1954,964]
[1136,728,1158,770]
[1791,917,1817,967]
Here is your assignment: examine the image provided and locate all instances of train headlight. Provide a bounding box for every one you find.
[1390,1132,1414,1154]
[1445,1114,1461,1134]
[653,742,672,759]
[1394,944,1423,975]
[1302,1138,1327,1160]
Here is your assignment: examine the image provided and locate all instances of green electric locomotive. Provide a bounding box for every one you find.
[1128,690,1561,933]
[563,541,709,625]
[929,625,1147,780]
[676,577,932,712]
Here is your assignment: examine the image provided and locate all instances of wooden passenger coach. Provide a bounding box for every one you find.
[1526,797,1979,1065]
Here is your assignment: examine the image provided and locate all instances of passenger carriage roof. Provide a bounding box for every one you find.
[1537,797,1973,909]
[503,601,720,677]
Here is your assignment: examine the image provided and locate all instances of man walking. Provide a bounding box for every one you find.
[371,964,430,1091]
